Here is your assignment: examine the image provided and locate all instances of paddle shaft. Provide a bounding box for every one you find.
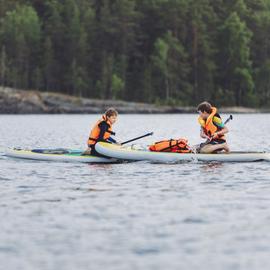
[121,132,154,145]
[224,114,233,125]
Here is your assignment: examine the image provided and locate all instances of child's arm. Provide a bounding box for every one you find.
[97,122,108,141]
[211,116,229,139]
[107,137,117,143]
[97,122,117,143]
[212,126,229,139]
[200,128,209,139]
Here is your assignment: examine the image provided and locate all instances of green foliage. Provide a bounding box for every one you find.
[111,74,125,99]
[151,31,191,103]
[1,0,270,107]
[0,4,41,88]
[218,11,254,105]
[254,60,270,106]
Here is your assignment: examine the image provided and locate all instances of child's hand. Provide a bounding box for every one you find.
[211,133,219,140]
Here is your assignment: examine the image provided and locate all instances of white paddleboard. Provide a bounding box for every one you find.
[95,142,270,163]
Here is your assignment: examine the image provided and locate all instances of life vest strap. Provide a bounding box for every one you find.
[160,139,174,152]
[160,139,189,152]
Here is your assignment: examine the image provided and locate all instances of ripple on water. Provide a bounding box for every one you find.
[1,114,270,270]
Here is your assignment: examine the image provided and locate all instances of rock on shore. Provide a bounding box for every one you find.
[0,87,194,114]
[0,87,267,114]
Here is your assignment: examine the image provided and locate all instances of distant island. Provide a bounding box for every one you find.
[0,87,268,114]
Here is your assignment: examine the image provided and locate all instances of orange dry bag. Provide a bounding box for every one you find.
[149,138,191,153]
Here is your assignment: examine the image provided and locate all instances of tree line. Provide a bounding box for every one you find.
[1,0,270,107]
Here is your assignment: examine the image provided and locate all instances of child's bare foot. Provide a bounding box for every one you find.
[223,145,230,153]
[82,148,92,155]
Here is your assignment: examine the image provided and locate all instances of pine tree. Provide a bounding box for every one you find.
[218,11,254,106]
[150,31,191,104]
[0,4,41,89]
[185,0,218,104]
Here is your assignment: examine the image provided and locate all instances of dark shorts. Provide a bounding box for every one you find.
[207,139,226,145]
[200,139,226,148]
[88,144,108,158]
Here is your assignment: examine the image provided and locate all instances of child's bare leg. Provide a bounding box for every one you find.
[200,143,229,154]
[200,144,218,153]
[223,143,230,153]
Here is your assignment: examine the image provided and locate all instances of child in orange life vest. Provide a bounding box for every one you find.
[197,101,230,154]
[84,108,119,156]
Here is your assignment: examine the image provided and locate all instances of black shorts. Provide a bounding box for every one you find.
[207,139,226,145]
[88,144,108,158]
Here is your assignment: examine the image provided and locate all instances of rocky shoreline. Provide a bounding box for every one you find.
[0,87,268,114]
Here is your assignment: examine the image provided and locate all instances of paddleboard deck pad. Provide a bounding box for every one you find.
[5,148,116,163]
[96,142,270,163]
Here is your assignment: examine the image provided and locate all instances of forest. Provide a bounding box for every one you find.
[1,0,270,107]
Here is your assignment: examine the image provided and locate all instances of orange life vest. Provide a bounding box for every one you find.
[88,115,115,146]
[149,138,191,153]
[198,107,225,140]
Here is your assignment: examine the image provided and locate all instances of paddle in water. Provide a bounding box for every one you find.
[121,132,154,145]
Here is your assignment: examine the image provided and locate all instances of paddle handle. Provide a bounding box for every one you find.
[121,132,154,145]
[224,114,233,125]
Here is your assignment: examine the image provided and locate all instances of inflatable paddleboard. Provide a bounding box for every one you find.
[95,142,270,162]
[5,148,116,163]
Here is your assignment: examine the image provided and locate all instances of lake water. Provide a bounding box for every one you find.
[0,114,270,270]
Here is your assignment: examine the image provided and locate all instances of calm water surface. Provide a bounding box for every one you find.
[0,114,270,270]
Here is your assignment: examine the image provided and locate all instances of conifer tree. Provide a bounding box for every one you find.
[218,11,254,105]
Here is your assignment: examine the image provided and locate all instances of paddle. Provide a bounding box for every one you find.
[121,132,154,145]
[224,114,233,125]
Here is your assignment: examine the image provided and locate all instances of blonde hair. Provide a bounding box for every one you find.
[105,107,118,117]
